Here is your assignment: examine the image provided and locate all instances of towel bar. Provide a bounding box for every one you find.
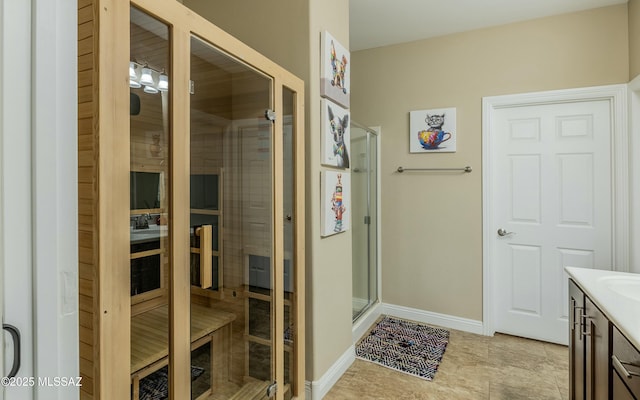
[396,166,472,173]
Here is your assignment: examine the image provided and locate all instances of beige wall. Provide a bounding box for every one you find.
[184,0,352,383]
[350,5,629,321]
[631,0,640,79]
[182,0,309,80]
[306,0,353,382]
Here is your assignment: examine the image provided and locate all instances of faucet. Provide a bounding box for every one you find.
[135,214,150,229]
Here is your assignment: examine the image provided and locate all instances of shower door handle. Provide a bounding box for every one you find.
[3,324,21,378]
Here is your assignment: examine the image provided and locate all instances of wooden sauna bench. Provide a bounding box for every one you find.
[130,303,236,400]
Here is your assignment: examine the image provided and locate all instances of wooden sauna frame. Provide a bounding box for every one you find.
[77,0,306,398]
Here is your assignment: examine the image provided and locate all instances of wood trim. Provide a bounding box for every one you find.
[273,82,285,400]
[169,23,192,400]
[77,1,98,398]
[96,0,131,399]
[130,248,163,259]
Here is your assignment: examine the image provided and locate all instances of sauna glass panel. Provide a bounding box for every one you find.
[283,87,295,398]
[190,35,273,399]
[129,7,170,400]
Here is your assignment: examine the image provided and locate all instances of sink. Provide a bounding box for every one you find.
[598,276,640,302]
[130,224,167,243]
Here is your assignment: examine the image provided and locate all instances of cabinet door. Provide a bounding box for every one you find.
[612,326,640,398]
[569,279,585,400]
[612,370,635,400]
[585,297,610,400]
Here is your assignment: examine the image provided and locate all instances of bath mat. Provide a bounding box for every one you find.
[139,365,205,400]
[355,315,449,380]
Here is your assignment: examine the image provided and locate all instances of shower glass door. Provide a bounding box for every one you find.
[351,124,378,321]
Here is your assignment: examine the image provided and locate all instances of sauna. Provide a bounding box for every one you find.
[77,1,305,399]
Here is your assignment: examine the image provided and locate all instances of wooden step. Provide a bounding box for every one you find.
[228,381,270,400]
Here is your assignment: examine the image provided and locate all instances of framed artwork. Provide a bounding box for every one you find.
[321,31,350,108]
[409,107,457,153]
[321,171,350,237]
[321,99,350,168]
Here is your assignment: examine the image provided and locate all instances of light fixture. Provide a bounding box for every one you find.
[129,62,137,80]
[157,72,169,92]
[140,67,154,86]
[143,85,159,94]
[130,61,168,94]
[129,62,141,88]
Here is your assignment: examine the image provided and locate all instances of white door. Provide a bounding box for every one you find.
[490,99,613,345]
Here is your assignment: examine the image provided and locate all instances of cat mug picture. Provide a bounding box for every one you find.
[409,108,457,153]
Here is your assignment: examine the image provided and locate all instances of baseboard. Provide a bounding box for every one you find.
[381,302,484,335]
[352,302,382,343]
[304,344,355,400]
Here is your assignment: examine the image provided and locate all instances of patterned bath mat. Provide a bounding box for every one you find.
[355,316,450,380]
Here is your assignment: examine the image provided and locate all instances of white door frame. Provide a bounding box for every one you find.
[482,84,629,336]
[1,0,78,398]
[629,75,640,274]
[32,1,79,398]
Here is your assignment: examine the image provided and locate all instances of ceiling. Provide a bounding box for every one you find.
[349,0,627,51]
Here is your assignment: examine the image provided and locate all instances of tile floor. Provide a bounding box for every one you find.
[325,328,569,400]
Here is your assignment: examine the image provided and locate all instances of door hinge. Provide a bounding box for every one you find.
[265,109,276,122]
[364,215,371,225]
[267,381,277,398]
[189,80,195,95]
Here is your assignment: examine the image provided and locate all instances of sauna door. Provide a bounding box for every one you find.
[188,36,276,399]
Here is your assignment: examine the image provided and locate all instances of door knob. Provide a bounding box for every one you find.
[497,228,514,237]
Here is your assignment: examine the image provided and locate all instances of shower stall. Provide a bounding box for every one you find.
[351,123,379,321]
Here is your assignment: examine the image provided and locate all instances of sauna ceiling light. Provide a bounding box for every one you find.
[130,61,168,93]
[129,62,142,88]
[143,85,159,94]
[157,73,169,92]
[140,67,154,86]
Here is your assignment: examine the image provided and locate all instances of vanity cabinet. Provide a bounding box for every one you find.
[569,278,640,400]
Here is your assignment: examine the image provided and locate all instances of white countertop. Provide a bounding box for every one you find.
[130,224,168,243]
[565,267,640,351]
